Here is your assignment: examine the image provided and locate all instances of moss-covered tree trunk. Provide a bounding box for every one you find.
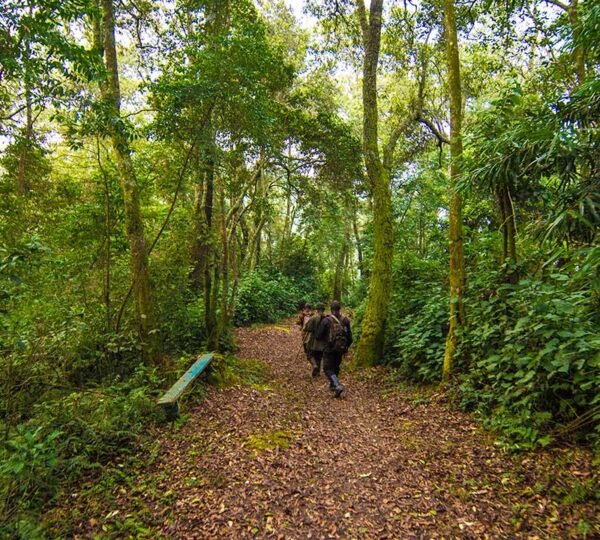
[16,54,33,197]
[190,145,207,290]
[568,0,585,86]
[352,208,365,279]
[203,144,219,350]
[333,222,350,302]
[497,184,517,265]
[99,0,160,364]
[441,0,466,382]
[354,0,394,367]
[219,180,232,336]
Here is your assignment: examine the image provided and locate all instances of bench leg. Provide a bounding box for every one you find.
[161,401,180,421]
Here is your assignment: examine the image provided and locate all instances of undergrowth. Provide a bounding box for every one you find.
[0,364,164,539]
[234,268,320,326]
[1,353,269,538]
[384,243,600,451]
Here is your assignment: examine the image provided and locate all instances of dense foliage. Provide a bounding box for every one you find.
[1,0,598,535]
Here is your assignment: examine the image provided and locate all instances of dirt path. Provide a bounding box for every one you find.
[63,323,599,539]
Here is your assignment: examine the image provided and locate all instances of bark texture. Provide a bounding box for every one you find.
[202,142,219,350]
[352,210,364,279]
[16,74,33,196]
[568,0,586,86]
[354,0,394,367]
[99,0,160,364]
[497,184,517,267]
[441,0,466,382]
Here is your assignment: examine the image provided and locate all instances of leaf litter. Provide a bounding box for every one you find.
[52,322,599,539]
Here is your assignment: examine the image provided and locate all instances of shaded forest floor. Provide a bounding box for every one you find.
[50,323,599,539]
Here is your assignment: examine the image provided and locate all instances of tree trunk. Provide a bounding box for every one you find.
[16,35,33,197]
[219,181,230,334]
[506,191,517,264]
[227,222,240,321]
[190,145,208,290]
[96,139,113,334]
[281,186,291,264]
[248,218,264,271]
[354,0,394,367]
[568,0,585,86]
[352,206,364,279]
[441,0,466,383]
[498,185,517,265]
[418,204,425,257]
[333,243,345,302]
[498,187,508,264]
[98,0,160,364]
[209,260,221,349]
[203,143,219,350]
[333,221,351,301]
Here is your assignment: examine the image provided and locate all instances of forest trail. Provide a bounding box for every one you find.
[64,323,598,539]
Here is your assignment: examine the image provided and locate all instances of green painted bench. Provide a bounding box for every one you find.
[157,353,214,420]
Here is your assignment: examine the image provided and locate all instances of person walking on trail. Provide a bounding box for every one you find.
[296,302,313,330]
[297,303,314,361]
[303,303,327,377]
[316,300,352,398]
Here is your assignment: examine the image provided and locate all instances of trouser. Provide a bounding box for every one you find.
[323,351,343,382]
[310,350,323,371]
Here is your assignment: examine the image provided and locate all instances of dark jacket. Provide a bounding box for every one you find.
[316,312,352,353]
[304,313,327,352]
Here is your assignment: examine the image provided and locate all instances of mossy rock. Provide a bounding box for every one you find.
[243,430,297,453]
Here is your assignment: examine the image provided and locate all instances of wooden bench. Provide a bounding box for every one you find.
[157,353,214,420]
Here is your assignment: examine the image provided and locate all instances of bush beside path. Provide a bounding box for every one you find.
[51,323,599,539]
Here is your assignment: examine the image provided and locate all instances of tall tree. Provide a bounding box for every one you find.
[440,0,466,382]
[96,0,160,364]
[354,0,395,366]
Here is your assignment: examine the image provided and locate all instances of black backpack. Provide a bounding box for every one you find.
[328,314,349,353]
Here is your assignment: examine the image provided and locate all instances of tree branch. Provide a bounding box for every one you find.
[542,0,569,11]
[413,53,450,146]
[416,115,450,145]
[356,0,369,43]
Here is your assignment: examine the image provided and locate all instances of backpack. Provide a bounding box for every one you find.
[328,314,349,353]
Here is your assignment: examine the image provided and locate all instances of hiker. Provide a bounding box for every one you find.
[316,300,352,398]
[296,302,313,330]
[296,303,314,362]
[303,303,327,377]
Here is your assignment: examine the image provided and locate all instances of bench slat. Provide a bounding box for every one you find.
[157,353,214,406]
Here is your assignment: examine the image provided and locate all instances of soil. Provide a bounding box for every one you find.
[59,322,600,539]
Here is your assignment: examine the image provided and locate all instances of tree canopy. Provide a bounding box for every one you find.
[1,0,599,535]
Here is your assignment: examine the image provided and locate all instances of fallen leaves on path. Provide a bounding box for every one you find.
[58,323,599,539]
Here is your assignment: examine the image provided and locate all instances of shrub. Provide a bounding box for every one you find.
[457,268,600,448]
[234,269,319,326]
[382,244,600,448]
[0,364,163,537]
[388,284,448,382]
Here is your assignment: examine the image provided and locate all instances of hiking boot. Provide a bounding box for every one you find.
[330,375,344,398]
